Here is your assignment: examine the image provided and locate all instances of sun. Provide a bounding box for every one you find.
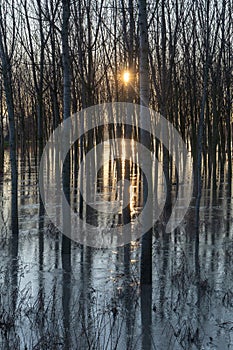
[123,70,130,84]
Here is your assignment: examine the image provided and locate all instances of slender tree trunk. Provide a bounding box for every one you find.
[226,85,232,197]
[161,0,171,215]
[0,84,4,174]
[195,69,208,229]
[195,0,211,232]
[139,0,152,286]
[0,32,18,235]
[37,0,45,231]
[62,0,71,257]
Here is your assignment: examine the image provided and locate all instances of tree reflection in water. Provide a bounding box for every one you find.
[0,147,232,349]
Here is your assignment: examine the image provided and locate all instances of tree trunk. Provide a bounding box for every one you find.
[62,0,71,256]
[0,84,4,174]
[0,32,18,235]
[195,0,211,232]
[138,0,152,286]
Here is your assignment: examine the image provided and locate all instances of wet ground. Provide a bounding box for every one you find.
[0,151,233,349]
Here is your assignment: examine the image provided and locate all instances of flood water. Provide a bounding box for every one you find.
[0,148,233,350]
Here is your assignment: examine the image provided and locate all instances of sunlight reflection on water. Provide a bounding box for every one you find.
[0,150,233,349]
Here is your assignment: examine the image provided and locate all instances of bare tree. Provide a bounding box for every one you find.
[138,0,152,286]
[0,82,4,174]
[62,0,71,258]
[0,0,18,235]
[195,0,212,230]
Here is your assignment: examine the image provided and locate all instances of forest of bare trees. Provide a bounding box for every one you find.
[0,0,231,181]
[0,0,232,348]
